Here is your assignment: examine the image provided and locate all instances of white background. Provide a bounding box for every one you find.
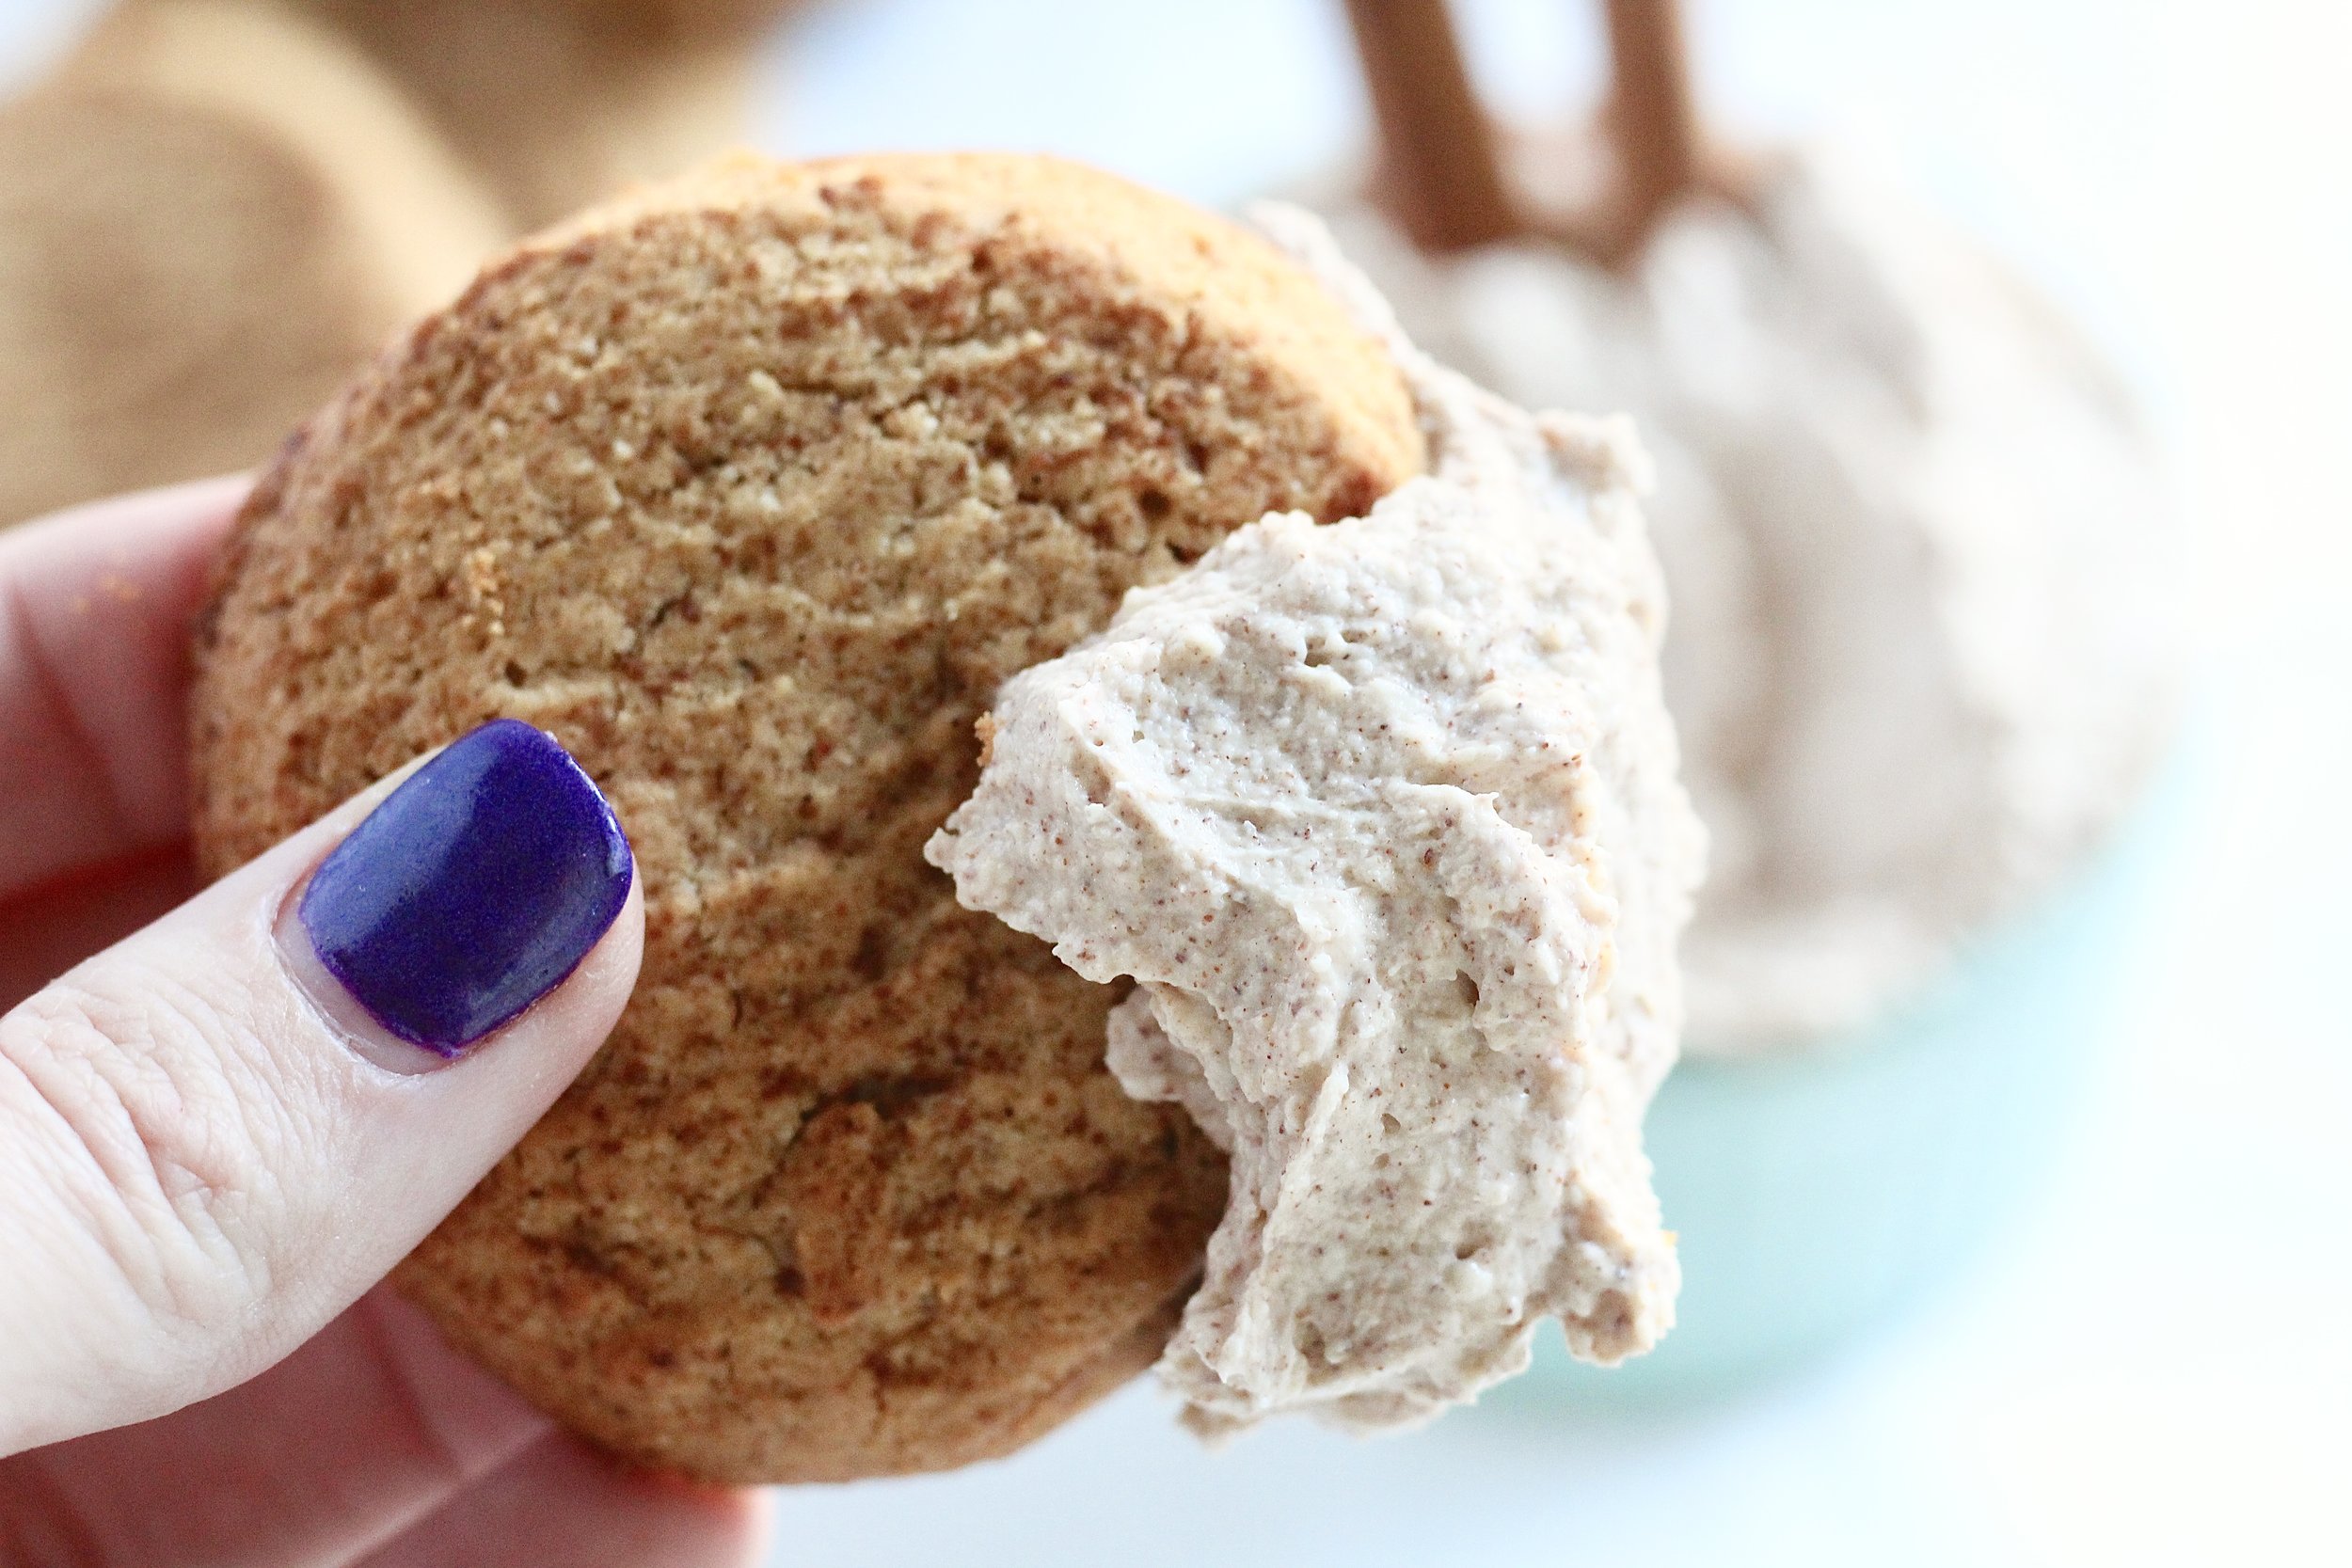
[4,3,2345,1563]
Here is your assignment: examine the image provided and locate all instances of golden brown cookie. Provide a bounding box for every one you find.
[191,151,1425,1482]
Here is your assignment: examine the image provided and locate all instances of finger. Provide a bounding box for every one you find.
[0,475,249,899]
[0,845,198,1016]
[357,1433,771,1568]
[0,718,640,1454]
[0,1289,552,1568]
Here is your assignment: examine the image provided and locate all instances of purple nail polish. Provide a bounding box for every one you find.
[297,719,633,1058]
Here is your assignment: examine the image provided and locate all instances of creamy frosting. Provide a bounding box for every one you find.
[1316,148,2181,1051]
[927,210,1701,1435]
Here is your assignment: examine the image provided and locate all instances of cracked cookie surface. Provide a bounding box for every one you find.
[189,150,1423,1481]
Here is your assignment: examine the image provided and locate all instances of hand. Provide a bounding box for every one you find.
[0,482,768,1566]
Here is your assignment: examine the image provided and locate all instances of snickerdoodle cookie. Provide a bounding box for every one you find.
[191,152,1424,1481]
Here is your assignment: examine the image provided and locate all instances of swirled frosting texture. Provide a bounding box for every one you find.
[928,213,1701,1434]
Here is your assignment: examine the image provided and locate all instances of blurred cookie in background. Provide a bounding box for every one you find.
[0,0,501,526]
[0,0,803,528]
[276,0,805,229]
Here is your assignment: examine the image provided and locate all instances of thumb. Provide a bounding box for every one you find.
[0,719,639,1456]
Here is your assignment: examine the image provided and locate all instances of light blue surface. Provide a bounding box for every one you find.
[1496,752,2197,1414]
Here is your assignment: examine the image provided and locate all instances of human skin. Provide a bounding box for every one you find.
[0,480,767,1566]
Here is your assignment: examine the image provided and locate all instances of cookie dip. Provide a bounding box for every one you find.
[928,213,1703,1435]
[1319,148,2181,1050]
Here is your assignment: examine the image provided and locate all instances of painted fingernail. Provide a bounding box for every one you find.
[295,719,633,1059]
